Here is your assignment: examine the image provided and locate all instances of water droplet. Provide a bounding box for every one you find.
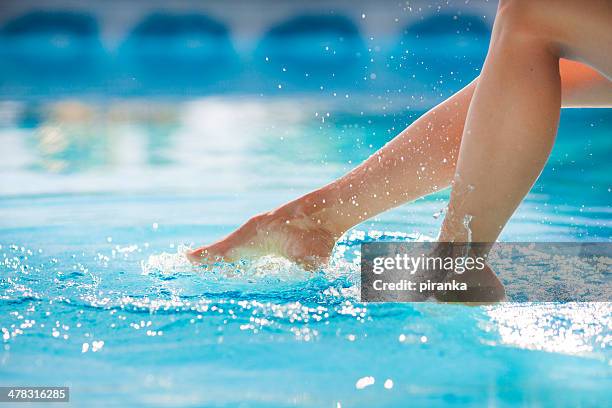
[355,376,375,390]
[92,340,104,352]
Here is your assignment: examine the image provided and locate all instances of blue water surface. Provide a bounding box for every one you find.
[0,6,610,404]
[1,94,610,407]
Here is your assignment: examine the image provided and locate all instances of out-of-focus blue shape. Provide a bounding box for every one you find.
[0,11,103,82]
[406,13,490,36]
[389,13,490,95]
[118,13,239,93]
[255,14,366,90]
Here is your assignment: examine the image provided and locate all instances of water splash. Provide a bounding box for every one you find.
[141,244,194,278]
[432,207,446,219]
[463,214,473,243]
[4,230,610,363]
[139,229,431,284]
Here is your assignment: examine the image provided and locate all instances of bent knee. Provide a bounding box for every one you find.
[495,0,558,42]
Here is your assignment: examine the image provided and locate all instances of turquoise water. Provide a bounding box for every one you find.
[1,99,611,407]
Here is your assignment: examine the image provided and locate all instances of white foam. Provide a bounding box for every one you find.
[140,244,194,276]
[139,229,430,284]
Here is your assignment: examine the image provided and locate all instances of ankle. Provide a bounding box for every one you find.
[273,191,347,240]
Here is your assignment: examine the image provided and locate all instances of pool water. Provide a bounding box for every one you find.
[1,98,611,407]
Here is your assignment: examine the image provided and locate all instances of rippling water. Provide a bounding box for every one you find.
[1,99,611,406]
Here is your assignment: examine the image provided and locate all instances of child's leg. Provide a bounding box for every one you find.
[439,0,612,244]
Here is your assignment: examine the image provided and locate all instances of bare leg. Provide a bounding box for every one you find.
[188,83,474,267]
[439,0,612,245]
[189,0,611,268]
[189,59,608,270]
[436,0,612,302]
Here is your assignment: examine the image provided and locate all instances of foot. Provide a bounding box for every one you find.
[186,211,338,269]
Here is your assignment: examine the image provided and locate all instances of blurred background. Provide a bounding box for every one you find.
[0,0,609,240]
[0,0,494,97]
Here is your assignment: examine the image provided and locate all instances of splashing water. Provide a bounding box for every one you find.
[463,214,473,243]
[141,244,193,278]
[1,74,610,405]
[3,227,611,406]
